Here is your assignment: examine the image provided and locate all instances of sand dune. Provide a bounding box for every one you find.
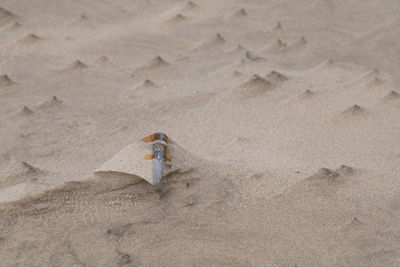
[2,162,396,266]
[0,163,238,265]
[1,0,400,265]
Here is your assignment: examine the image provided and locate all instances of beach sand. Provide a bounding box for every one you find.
[1,0,400,265]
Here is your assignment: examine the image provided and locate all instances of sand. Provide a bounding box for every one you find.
[1,0,400,266]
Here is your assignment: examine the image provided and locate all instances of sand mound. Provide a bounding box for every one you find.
[148,56,170,66]
[342,217,364,231]
[290,36,307,48]
[340,104,367,117]
[224,8,247,21]
[17,34,42,45]
[347,69,383,88]
[224,70,243,80]
[95,55,109,63]
[0,74,15,87]
[78,14,88,20]
[309,59,336,71]
[67,60,88,70]
[0,161,45,189]
[336,164,357,176]
[136,79,156,90]
[288,165,358,195]
[0,6,16,23]
[37,96,63,110]
[279,165,359,200]
[381,90,400,103]
[287,89,316,103]
[95,134,198,185]
[268,21,282,33]
[356,68,380,82]
[233,58,248,68]
[68,14,90,26]
[264,37,305,52]
[9,106,34,119]
[323,105,368,125]
[306,167,340,183]
[298,89,316,97]
[362,77,385,88]
[264,39,286,52]
[137,56,170,71]
[226,44,245,54]
[180,1,199,12]
[266,70,289,82]
[0,7,14,17]
[156,92,215,113]
[228,74,274,98]
[5,21,22,30]
[245,51,264,61]
[76,14,88,22]
[164,13,187,24]
[197,33,226,49]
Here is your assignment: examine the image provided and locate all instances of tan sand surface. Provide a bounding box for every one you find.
[1,0,400,265]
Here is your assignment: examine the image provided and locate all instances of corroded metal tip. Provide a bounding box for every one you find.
[141,132,170,143]
[141,133,157,143]
[153,142,167,162]
[153,142,172,167]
